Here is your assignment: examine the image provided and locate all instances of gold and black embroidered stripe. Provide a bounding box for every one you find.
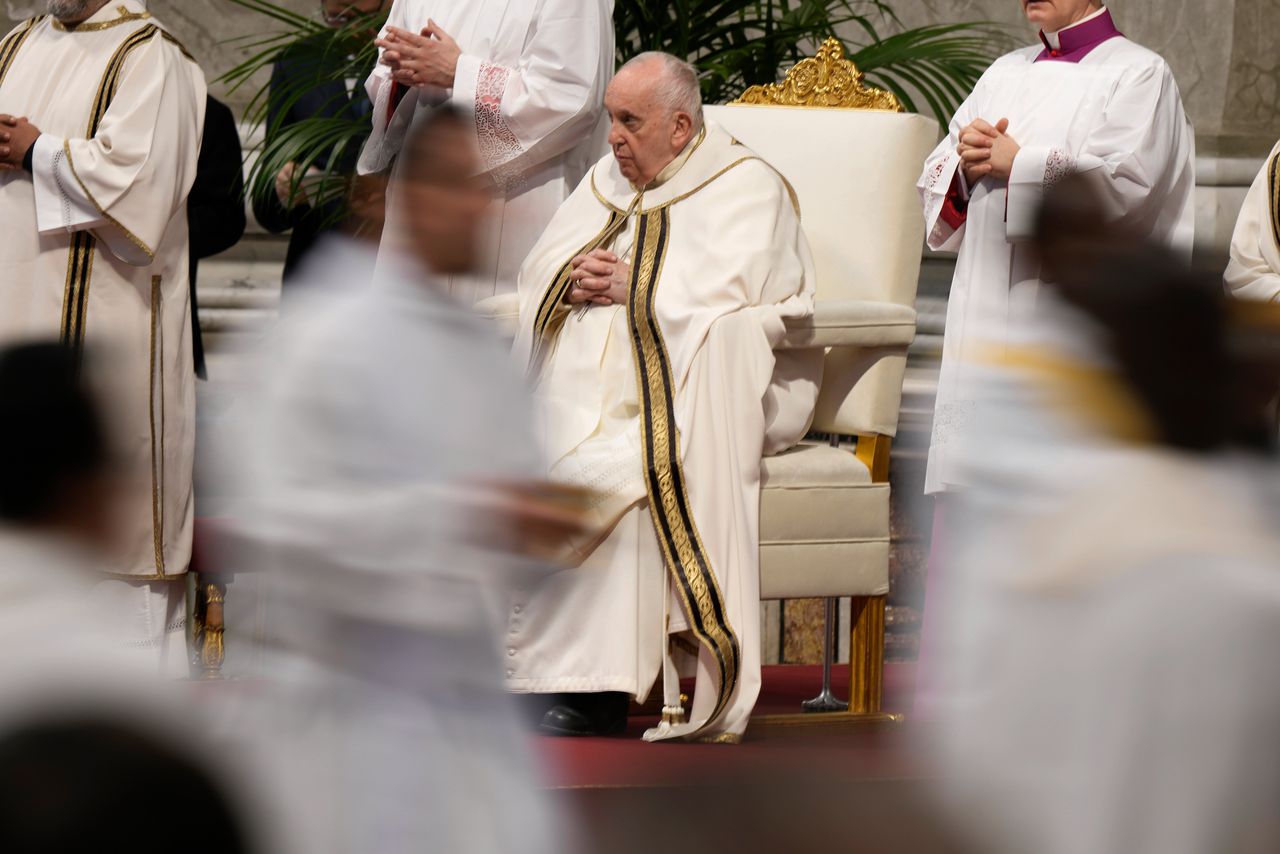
[0,16,45,87]
[60,24,160,352]
[528,209,628,371]
[149,275,166,577]
[626,208,741,733]
[1268,151,1280,252]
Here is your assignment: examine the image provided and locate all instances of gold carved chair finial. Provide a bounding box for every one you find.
[730,38,904,112]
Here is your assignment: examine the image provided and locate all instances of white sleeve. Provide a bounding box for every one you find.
[1006,60,1195,246]
[31,133,106,236]
[1224,147,1280,303]
[917,82,982,252]
[450,0,609,186]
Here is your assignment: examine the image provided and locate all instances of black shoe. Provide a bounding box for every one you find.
[538,692,628,737]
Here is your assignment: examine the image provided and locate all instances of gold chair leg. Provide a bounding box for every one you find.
[197,580,226,681]
[848,594,886,715]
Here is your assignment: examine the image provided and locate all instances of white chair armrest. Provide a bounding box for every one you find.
[778,300,917,350]
[474,293,521,339]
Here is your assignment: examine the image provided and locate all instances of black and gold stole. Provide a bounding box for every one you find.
[1268,150,1280,253]
[0,16,44,85]
[528,195,743,734]
[62,24,162,357]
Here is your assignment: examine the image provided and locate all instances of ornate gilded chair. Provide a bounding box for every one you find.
[477,40,937,721]
[708,40,936,721]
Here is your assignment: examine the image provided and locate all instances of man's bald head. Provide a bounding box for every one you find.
[605,52,704,186]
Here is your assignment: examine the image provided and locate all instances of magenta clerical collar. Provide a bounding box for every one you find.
[1036,8,1123,63]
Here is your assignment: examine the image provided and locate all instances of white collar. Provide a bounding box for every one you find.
[1044,5,1107,50]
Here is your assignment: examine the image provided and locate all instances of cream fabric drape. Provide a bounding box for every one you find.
[1225,140,1280,303]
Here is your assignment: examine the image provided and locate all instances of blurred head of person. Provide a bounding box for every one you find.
[605,52,704,186]
[0,717,253,854]
[1033,178,1279,454]
[45,0,109,24]
[320,0,390,30]
[1021,0,1103,32]
[345,172,389,244]
[0,343,120,552]
[395,106,492,276]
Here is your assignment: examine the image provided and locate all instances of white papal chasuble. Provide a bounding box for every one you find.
[916,8,1195,495]
[508,123,822,742]
[1225,140,1280,303]
[0,3,205,584]
[359,0,613,306]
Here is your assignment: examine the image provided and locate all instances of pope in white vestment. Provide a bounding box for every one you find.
[358,0,613,305]
[917,3,1195,495]
[507,54,821,743]
[0,0,205,668]
[1225,139,1280,303]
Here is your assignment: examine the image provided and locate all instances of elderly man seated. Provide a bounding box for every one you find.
[507,52,822,743]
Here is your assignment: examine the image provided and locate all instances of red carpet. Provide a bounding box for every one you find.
[537,663,926,789]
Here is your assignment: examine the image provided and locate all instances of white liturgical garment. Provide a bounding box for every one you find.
[508,123,822,743]
[916,7,1195,495]
[1225,140,1280,303]
[359,0,613,306]
[0,2,205,578]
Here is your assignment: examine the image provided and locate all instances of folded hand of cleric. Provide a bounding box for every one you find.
[377,19,461,90]
[567,248,631,307]
[0,114,40,171]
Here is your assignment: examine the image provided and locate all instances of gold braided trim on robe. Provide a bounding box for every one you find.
[60,23,161,355]
[0,16,44,86]
[626,207,742,734]
[1268,150,1280,252]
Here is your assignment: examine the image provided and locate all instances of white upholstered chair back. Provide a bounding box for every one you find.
[703,104,937,437]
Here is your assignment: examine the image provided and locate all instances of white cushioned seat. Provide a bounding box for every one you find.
[759,444,890,600]
[778,300,917,350]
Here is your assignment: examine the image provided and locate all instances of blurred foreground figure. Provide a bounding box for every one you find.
[509,54,821,742]
[0,0,207,671]
[232,108,568,854]
[359,0,613,304]
[1225,138,1280,302]
[930,184,1280,854]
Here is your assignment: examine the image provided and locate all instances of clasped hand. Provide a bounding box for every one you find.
[957,117,1020,185]
[376,19,461,90]
[0,114,40,170]
[567,248,630,307]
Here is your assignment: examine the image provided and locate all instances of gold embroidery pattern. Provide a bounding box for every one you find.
[0,16,45,87]
[52,6,151,32]
[149,275,166,577]
[59,24,160,354]
[627,208,741,734]
[732,38,903,112]
[1268,151,1280,253]
[590,156,767,215]
[529,210,628,372]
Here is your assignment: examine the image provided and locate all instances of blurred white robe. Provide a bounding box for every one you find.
[917,10,1195,494]
[229,240,564,854]
[508,124,822,742]
[1225,140,1280,303]
[931,336,1280,854]
[359,0,613,305]
[0,2,204,581]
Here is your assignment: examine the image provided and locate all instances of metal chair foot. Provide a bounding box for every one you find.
[802,596,849,713]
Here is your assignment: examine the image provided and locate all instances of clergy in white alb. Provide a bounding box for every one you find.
[358,0,613,306]
[1225,139,1280,303]
[506,54,822,743]
[916,1,1195,496]
[0,0,205,671]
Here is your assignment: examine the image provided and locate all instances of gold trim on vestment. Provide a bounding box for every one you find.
[626,207,741,736]
[149,275,167,578]
[0,16,45,87]
[591,156,764,216]
[52,6,151,32]
[59,24,160,357]
[731,38,903,112]
[63,141,155,262]
[1268,151,1280,254]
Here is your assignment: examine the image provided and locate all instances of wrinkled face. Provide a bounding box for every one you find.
[1021,0,1101,31]
[399,123,492,276]
[46,0,108,22]
[605,63,695,187]
[320,0,390,29]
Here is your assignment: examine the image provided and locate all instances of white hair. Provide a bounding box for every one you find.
[619,52,704,130]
